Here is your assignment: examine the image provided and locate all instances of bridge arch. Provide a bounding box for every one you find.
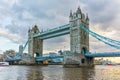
[81,47,88,54]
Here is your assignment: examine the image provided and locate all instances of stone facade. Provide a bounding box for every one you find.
[4,50,16,57]
[28,25,43,57]
[64,7,93,67]
[70,7,89,54]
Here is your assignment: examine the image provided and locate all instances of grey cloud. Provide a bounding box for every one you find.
[1,0,120,52]
[5,23,29,43]
[0,29,22,44]
[80,0,120,30]
[3,0,76,44]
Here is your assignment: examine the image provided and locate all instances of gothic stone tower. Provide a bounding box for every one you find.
[28,25,43,57]
[64,7,93,67]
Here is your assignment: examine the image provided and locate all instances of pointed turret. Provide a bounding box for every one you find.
[86,13,89,24]
[69,10,73,17]
[77,6,81,14]
[28,27,31,33]
[69,10,73,21]
[32,24,39,33]
[77,6,82,18]
[86,14,89,20]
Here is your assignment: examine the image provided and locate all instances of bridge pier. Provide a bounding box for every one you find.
[63,53,94,67]
[63,7,94,67]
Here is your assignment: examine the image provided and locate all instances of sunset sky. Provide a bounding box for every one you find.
[0,0,120,58]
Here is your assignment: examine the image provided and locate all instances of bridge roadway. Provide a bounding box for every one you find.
[35,52,120,62]
[33,24,70,39]
[35,55,64,61]
[5,52,120,62]
[85,52,120,57]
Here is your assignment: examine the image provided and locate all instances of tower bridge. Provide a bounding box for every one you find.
[33,24,70,39]
[5,7,120,67]
[27,7,92,67]
[27,7,120,67]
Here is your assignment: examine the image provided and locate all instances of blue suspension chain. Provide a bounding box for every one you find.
[80,24,120,49]
[80,24,120,45]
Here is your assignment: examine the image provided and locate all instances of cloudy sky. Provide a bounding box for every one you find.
[0,0,120,54]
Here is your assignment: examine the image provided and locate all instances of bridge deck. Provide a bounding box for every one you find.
[33,24,70,39]
[35,56,64,61]
[85,52,120,57]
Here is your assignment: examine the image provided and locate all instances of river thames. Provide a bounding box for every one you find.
[0,65,120,80]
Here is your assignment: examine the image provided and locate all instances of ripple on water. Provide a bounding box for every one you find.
[0,65,120,80]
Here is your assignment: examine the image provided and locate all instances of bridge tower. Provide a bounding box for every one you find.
[64,7,93,67]
[28,25,43,58]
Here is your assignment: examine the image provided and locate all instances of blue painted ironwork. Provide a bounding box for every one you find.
[4,40,31,62]
[5,23,120,61]
[33,24,70,39]
[33,23,120,58]
[80,24,120,49]
[4,54,22,62]
[83,49,120,57]
[33,23,120,49]
[35,55,63,61]
[85,52,120,57]
[23,40,29,51]
[40,30,70,39]
[43,55,63,59]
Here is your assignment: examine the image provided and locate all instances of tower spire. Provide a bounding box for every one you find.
[69,10,73,17]
[77,6,81,14]
[86,13,89,24]
[28,27,31,32]
[86,13,89,21]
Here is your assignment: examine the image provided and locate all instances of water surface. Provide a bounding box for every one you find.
[0,65,120,80]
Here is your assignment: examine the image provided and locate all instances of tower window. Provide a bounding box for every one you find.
[81,58,85,64]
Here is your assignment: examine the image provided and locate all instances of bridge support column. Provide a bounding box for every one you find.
[28,25,43,63]
[63,53,94,67]
[63,7,94,67]
[33,38,43,57]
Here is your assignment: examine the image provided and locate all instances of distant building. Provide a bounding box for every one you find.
[19,45,23,54]
[49,52,57,56]
[0,54,3,61]
[58,50,63,55]
[4,50,16,57]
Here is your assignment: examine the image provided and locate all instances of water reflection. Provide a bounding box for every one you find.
[63,67,95,80]
[26,65,95,80]
[0,66,28,80]
[27,66,44,80]
[0,65,120,80]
